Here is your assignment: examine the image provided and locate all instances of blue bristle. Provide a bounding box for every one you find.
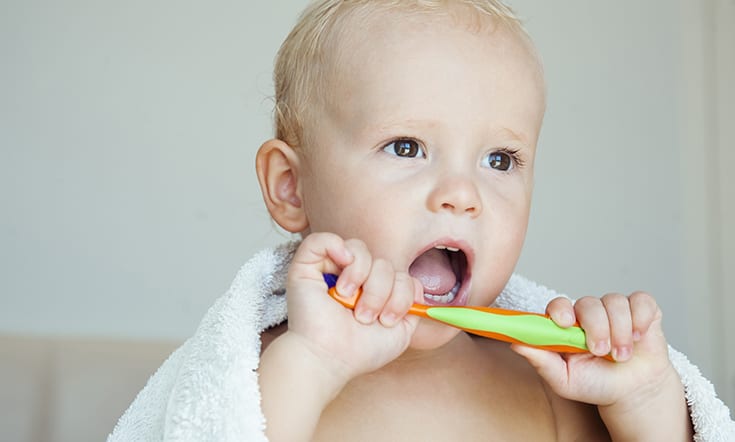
[323,273,338,288]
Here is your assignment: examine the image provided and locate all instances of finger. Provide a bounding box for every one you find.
[380,271,416,327]
[355,259,393,324]
[334,238,371,298]
[574,296,611,357]
[546,297,576,327]
[511,344,569,394]
[629,291,659,341]
[411,276,424,304]
[601,293,634,362]
[292,232,354,276]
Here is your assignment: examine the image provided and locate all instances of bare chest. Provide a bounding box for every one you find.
[313,340,558,442]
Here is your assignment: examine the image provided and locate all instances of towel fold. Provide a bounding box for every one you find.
[109,242,735,441]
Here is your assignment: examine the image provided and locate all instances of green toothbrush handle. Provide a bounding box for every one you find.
[424,306,589,354]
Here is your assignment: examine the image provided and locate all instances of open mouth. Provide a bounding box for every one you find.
[408,244,470,305]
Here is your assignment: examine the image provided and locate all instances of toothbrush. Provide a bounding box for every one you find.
[323,273,612,359]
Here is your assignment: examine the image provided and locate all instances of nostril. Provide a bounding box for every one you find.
[429,180,482,216]
[440,202,479,215]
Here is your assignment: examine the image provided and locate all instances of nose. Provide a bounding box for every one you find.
[427,175,482,217]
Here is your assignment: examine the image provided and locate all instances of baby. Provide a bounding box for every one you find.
[255,0,692,440]
[109,0,735,440]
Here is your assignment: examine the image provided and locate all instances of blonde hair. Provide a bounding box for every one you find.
[273,0,527,149]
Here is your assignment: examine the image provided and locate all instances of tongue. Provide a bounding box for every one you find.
[409,248,457,295]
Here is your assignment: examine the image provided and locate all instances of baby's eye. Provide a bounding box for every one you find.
[382,139,425,158]
[482,149,521,171]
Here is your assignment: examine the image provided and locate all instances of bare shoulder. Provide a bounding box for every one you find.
[260,321,287,354]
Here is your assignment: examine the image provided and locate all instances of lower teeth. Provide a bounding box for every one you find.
[424,281,460,304]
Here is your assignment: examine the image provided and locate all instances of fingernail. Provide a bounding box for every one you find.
[356,308,374,324]
[613,346,631,361]
[380,312,398,327]
[595,340,610,355]
[561,312,574,325]
[632,331,641,342]
[339,283,356,298]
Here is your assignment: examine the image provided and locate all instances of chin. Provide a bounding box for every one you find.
[407,319,462,350]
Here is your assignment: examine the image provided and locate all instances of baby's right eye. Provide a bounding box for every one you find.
[382,139,425,159]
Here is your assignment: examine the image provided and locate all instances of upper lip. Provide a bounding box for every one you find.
[411,237,474,266]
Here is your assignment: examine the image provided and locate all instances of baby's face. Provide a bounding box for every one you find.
[297,11,545,348]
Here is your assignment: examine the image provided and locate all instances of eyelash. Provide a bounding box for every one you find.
[487,147,525,171]
[381,139,524,171]
[381,138,425,159]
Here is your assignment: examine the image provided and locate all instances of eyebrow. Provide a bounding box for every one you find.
[362,120,531,146]
[493,127,529,145]
[368,119,440,133]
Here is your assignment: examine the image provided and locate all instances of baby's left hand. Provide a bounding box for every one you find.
[511,291,680,411]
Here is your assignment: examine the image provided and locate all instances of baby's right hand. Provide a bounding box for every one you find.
[284,232,422,383]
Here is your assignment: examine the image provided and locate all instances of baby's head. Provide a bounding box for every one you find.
[257,0,546,347]
[272,0,540,150]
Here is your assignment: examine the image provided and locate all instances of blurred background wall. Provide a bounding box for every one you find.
[1,0,733,439]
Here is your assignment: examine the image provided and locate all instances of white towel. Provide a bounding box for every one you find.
[109,242,735,441]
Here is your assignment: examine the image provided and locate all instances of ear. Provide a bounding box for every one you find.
[255,139,308,233]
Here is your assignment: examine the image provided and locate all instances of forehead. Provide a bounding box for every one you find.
[311,6,545,144]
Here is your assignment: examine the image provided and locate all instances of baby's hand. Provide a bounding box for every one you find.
[515,293,670,402]
[513,292,691,440]
[260,233,422,441]
[284,232,422,382]
[512,292,692,439]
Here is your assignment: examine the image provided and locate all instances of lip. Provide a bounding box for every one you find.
[410,237,474,307]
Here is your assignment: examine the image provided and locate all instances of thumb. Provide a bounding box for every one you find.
[511,344,570,391]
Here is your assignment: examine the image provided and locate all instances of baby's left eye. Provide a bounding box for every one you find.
[382,139,425,159]
[482,149,520,171]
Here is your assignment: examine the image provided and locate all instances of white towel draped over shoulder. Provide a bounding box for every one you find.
[109,242,735,441]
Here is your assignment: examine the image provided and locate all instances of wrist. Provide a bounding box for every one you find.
[263,331,351,402]
[598,364,692,441]
[259,332,352,442]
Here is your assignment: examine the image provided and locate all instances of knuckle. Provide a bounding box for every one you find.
[575,296,600,309]
[316,231,338,243]
[360,289,383,308]
[299,232,319,248]
[350,260,371,277]
[629,290,654,304]
[392,274,414,301]
[368,261,394,287]
[549,296,571,307]
[372,258,392,272]
[601,293,628,307]
[393,271,412,285]
[344,237,367,250]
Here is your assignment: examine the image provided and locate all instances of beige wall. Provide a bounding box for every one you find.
[1,0,732,413]
[0,335,178,442]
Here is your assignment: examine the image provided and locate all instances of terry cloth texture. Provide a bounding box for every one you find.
[109,242,735,441]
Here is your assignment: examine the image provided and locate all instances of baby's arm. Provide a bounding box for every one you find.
[513,293,693,440]
[258,233,421,442]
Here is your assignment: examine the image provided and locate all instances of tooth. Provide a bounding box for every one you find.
[435,245,446,250]
[423,281,460,304]
[446,247,459,252]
